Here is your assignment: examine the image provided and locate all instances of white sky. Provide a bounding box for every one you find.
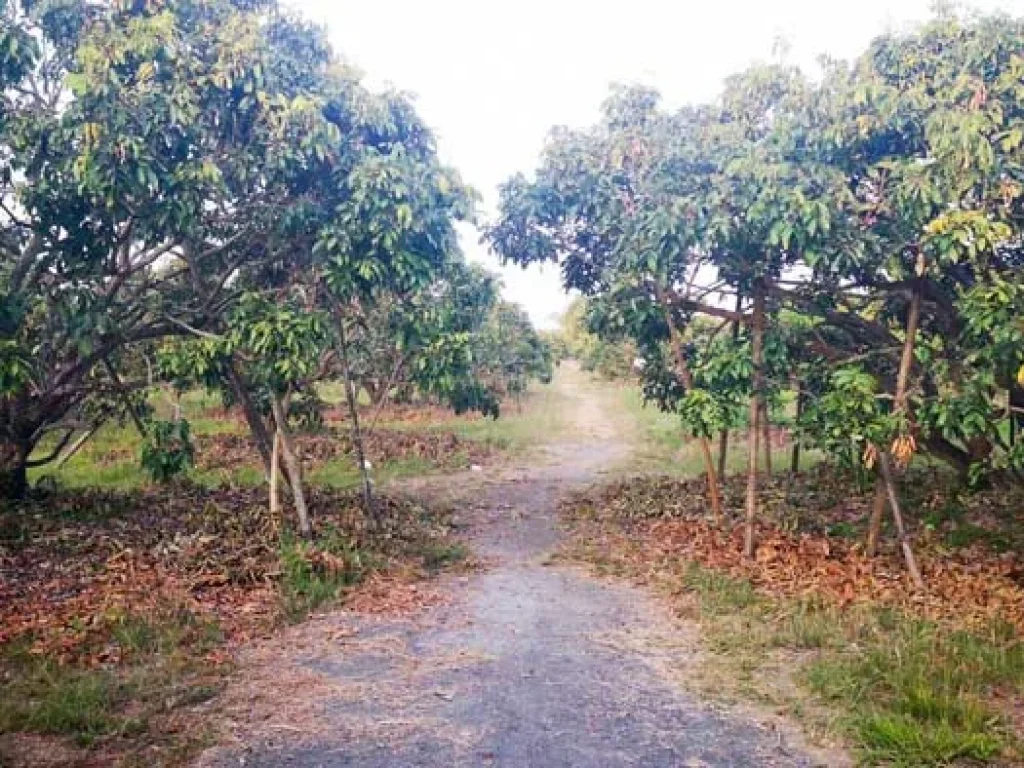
[293,0,1022,329]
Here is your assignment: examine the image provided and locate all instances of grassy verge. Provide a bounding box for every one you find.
[563,476,1024,766]
[679,563,1021,766]
[0,606,226,764]
[0,485,468,765]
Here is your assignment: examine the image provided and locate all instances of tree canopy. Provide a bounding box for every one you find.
[488,9,1024,565]
[0,0,549,509]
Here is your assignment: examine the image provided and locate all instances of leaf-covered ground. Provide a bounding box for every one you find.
[194,427,493,475]
[1,485,462,661]
[561,469,1024,764]
[565,468,1024,632]
[0,484,467,766]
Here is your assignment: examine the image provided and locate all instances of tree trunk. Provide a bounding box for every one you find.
[270,430,282,517]
[717,429,729,478]
[1010,384,1024,447]
[744,285,766,559]
[878,451,924,589]
[0,440,28,499]
[336,312,376,522]
[791,387,805,473]
[760,401,772,475]
[657,287,723,522]
[270,397,312,538]
[226,362,274,475]
[717,294,744,479]
[865,483,888,557]
[866,281,922,557]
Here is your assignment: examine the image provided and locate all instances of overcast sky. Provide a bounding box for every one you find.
[292,0,1022,329]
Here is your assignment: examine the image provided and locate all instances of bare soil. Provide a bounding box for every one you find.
[197,365,845,767]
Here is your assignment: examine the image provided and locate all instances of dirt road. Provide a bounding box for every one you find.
[199,365,828,767]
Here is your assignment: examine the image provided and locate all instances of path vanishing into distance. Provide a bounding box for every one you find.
[199,365,838,767]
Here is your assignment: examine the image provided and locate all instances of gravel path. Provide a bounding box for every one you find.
[199,367,833,767]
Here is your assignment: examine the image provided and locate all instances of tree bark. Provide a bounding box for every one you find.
[717,429,729,478]
[744,284,766,559]
[0,440,28,499]
[270,430,282,517]
[657,287,723,522]
[226,362,274,475]
[878,450,924,589]
[865,483,888,557]
[336,311,376,522]
[866,280,922,557]
[760,401,772,475]
[270,397,312,538]
[791,387,805,473]
[717,294,744,478]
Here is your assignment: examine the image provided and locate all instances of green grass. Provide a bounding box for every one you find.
[27,387,248,492]
[0,661,124,742]
[0,608,225,749]
[278,526,375,622]
[418,540,470,572]
[672,563,1022,765]
[379,377,574,454]
[806,618,1020,766]
[27,376,566,493]
[620,386,825,477]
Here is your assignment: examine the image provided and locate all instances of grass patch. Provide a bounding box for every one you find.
[804,618,1022,765]
[642,559,1020,764]
[0,660,124,743]
[278,526,375,621]
[382,375,575,453]
[620,386,826,477]
[419,540,470,572]
[0,607,227,753]
[683,562,760,613]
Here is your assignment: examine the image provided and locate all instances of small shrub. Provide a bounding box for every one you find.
[140,419,195,483]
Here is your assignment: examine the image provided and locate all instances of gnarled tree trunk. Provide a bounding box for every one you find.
[0,440,29,499]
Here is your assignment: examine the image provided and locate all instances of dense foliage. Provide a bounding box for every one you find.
[488,9,1024,566]
[0,0,550,518]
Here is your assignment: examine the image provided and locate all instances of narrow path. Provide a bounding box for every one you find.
[199,366,826,767]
